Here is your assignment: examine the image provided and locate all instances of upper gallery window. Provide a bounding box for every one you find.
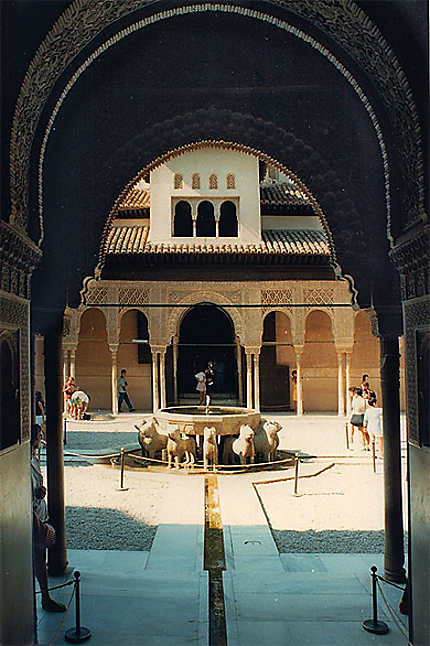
[196,201,216,236]
[209,174,218,190]
[173,201,193,237]
[226,173,235,189]
[174,174,184,189]
[192,173,200,189]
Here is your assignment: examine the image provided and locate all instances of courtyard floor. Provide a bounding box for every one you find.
[36,413,409,645]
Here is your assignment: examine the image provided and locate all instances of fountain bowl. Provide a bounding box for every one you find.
[155,405,261,436]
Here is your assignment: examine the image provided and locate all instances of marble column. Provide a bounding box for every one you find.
[336,351,345,417]
[151,349,160,411]
[380,336,406,583]
[159,348,167,409]
[173,336,179,404]
[245,350,253,408]
[69,347,76,378]
[295,346,304,416]
[253,351,261,412]
[345,351,352,416]
[44,317,67,575]
[109,344,119,415]
[235,338,244,406]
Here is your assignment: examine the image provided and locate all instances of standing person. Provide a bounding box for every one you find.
[364,396,383,456]
[35,391,46,443]
[291,369,298,412]
[195,370,206,406]
[204,361,215,406]
[118,369,135,413]
[350,387,369,450]
[63,377,76,417]
[70,389,90,420]
[31,425,66,612]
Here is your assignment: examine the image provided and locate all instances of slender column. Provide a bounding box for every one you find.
[69,348,76,378]
[109,344,119,415]
[62,349,69,414]
[192,219,197,237]
[245,350,253,408]
[151,349,160,412]
[295,346,304,416]
[159,349,167,409]
[235,338,244,405]
[380,336,406,583]
[44,318,67,575]
[336,351,345,416]
[173,336,179,404]
[345,351,352,416]
[253,351,261,412]
[215,219,220,237]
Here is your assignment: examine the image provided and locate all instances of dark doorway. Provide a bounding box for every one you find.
[260,312,290,410]
[178,303,237,399]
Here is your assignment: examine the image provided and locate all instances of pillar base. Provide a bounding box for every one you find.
[383,566,406,584]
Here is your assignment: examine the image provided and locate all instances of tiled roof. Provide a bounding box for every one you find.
[118,188,150,211]
[260,183,310,206]
[105,226,329,256]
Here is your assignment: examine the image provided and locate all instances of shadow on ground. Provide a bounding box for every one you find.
[64,431,138,451]
[66,506,157,550]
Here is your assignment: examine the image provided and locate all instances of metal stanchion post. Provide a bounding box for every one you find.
[345,422,350,450]
[63,417,67,446]
[362,566,389,634]
[372,439,376,473]
[117,447,129,491]
[293,452,300,495]
[65,571,91,643]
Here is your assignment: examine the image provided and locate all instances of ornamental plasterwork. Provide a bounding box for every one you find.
[9,0,422,243]
[261,288,293,313]
[85,286,109,305]
[118,287,150,306]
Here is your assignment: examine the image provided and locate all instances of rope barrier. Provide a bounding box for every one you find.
[127,450,295,470]
[253,462,335,486]
[376,575,406,592]
[35,579,74,594]
[375,578,409,640]
[46,581,76,646]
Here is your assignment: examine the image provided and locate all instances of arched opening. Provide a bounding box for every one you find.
[173,201,193,237]
[196,201,216,237]
[351,311,381,398]
[260,311,293,410]
[302,310,337,411]
[219,200,238,237]
[118,309,151,411]
[0,338,20,450]
[76,308,110,409]
[178,303,237,399]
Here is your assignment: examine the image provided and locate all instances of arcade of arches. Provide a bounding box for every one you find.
[34,282,406,414]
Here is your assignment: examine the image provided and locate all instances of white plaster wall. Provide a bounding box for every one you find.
[149,147,260,243]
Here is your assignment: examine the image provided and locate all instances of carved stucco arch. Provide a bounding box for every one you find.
[167,293,245,345]
[118,307,152,344]
[259,308,294,347]
[304,307,336,340]
[9,0,424,244]
[75,306,108,339]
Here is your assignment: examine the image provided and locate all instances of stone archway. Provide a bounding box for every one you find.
[178,303,237,400]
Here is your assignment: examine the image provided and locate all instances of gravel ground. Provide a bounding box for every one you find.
[54,419,408,553]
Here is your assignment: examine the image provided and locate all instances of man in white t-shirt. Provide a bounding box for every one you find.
[118,369,135,413]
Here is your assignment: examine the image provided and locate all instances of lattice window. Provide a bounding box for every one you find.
[192,173,200,189]
[118,288,150,305]
[226,173,235,189]
[303,288,335,305]
[209,174,218,189]
[174,173,183,189]
[86,287,108,304]
[261,289,293,313]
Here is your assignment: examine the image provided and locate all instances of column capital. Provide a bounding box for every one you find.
[294,344,304,360]
[151,344,167,355]
[244,345,261,355]
[108,343,119,355]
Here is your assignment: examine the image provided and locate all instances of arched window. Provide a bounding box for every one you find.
[173,201,193,236]
[209,174,218,190]
[219,201,238,236]
[174,173,183,189]
[192,173,200,189]
[196,201,216,236]
[226,173,235,189]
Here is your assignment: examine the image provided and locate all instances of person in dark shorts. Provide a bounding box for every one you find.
[204,361,215,406]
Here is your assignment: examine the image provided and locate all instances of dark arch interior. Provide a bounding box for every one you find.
[178,304,237,397]
[260,312,290,411]
[219,200,238,236]
[0,339,20,450]
[174,201,193,237]
[196,201,216,237]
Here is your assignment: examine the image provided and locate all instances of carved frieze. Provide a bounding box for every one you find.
[390,227,430,301]
[404,299,430,446]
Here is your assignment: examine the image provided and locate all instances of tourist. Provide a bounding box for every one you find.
[361,374,376,401]
[35,391,46,443]
[71,389,90,420]
[364,396,383,456]
[204,361,215,406]
[291,369,298,412]
[63,376,76,417]
[195,369,206,405]
[31,425,66,613]
[118,369,135,413]
[350,387,369,450]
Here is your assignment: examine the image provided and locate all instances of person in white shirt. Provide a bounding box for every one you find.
[350,387,370,450]
[364,396,383,456]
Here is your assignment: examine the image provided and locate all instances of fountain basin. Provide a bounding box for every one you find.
[155,406,260,436]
